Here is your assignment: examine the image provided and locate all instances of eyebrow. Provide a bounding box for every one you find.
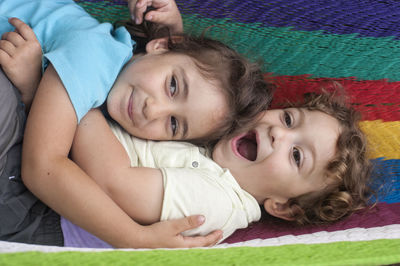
[178,66,189,139]
[297,108,316,176]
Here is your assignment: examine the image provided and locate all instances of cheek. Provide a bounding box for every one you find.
[107,84,124,109]
[256,160,286,184]
[106,94,118,119]
[129,125,167,141]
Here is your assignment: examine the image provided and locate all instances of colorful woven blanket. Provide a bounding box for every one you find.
[1,1,399,265]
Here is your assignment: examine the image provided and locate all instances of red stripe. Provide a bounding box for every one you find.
[266,75,400,121]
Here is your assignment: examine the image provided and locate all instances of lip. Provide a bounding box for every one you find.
[128,90,134,123]
[255,131,260,155]
[230,130,259,160]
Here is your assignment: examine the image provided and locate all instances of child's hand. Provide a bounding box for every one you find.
[0,17,42,110]
[144,215,223,248]
[128,0,183,34]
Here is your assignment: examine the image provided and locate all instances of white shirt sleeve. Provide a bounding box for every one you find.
[160,167,260,242]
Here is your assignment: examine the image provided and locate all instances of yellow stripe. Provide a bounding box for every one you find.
[359,120,400,159]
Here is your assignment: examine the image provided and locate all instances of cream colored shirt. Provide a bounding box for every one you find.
[109,121,261,242]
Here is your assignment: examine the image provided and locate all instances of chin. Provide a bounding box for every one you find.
[212,140,229,165]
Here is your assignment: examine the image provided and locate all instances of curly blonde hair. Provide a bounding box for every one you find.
[285,90,374,225]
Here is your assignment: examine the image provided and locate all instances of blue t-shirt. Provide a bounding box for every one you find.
[0,0,134,122]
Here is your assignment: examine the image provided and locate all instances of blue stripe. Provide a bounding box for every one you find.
[371,158,400,204]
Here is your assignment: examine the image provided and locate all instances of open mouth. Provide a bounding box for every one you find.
[234,130,258,161]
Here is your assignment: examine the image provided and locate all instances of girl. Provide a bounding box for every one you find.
[0,0,272,248]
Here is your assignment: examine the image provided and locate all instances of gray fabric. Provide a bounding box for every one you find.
[0,69,63,246]
[0,67,25,176]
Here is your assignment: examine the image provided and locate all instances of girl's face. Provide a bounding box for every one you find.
[107,39,228,141]
[212,108,341,213]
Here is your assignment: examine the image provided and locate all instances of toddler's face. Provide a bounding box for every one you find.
[107,50,228,141]
[212,108,341,206]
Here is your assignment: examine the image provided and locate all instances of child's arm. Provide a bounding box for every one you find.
[0,18,42,111]
[128,0,183,34]
[73,110,227,242]
[72,109,164,225]
[22,64,220,248]
[72,109,222,242]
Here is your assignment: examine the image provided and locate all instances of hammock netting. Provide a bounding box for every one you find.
[1,1,399,265]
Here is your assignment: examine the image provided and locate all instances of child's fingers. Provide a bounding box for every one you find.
[8,17,37,41]
[0,39,15,57]
[181,216,223,247]
[1,31,24,47]
[0,48,11,65]
[128,0,138,19]
[134,0,150,24]
[145,10,167,23]
[151,0,169,9]
[182,230,223,248]
[171,215,207,234]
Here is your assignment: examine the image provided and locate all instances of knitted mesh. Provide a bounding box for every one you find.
[74,0,399,204]
[17,1,394,265]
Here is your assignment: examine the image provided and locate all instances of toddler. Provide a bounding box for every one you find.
[67,89,372,247]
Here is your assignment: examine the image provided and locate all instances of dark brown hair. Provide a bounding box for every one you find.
[117,20,274,147]
[284,89,374,224]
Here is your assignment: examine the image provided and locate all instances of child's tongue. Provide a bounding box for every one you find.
[237,139,257,161]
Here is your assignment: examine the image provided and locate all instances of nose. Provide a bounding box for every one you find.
[143,97,172,121]
[270,125,292,145]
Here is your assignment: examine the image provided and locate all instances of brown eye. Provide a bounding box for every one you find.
[284,111,292,127]
[292,147,301,167]
[170,76,177,96]
[171,116,178,136]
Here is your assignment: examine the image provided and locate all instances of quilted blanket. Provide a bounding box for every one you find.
[1,0,399,265]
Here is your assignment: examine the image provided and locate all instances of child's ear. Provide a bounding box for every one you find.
[263,199,296,221]
[145,37,169,54]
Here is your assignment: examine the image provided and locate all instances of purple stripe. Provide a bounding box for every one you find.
[176,0,400,39]
[75,0,400,38]
[224,202,400,243]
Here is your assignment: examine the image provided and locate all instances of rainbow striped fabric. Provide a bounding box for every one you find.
[1,1,399,265]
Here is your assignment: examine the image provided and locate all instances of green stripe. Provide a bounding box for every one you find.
[76,1,130,23]
[182,15,400,81]
[1,239,400,266]
[75,2,400,81]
